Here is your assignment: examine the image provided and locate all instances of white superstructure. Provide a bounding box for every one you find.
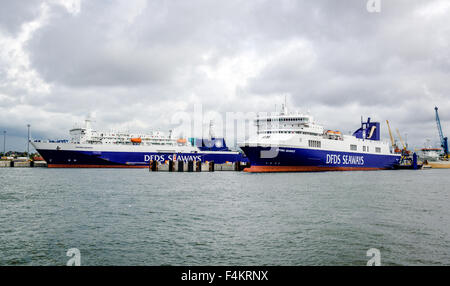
[68,119,181,146]
[242,104,393,156]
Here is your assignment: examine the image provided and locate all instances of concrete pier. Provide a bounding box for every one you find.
[201,162,211,172]
[0,161,11,167]
[32,161,48,167]
[0,160,48,167]
[215,162,235,171]
[148,160,247,172]
[0,159,246,170]
[11,161,31,167]
[158,163,169,171]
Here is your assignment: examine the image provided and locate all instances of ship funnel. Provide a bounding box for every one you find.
[353,117,380,141]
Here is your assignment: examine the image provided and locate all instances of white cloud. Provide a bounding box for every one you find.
[414,0,450,19]
[0,2,50,94]
[50,0,81,15]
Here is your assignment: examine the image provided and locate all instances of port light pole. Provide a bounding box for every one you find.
[27,124,31,157]
[3,130,6,155]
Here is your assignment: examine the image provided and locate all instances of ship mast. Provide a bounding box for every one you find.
[281,95,288,115]
[209,120,215,139]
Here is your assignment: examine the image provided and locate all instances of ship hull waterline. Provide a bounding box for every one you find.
[35,148,246,168]
[240,146,401,173]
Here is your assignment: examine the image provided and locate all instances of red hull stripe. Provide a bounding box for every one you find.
[244,166,385,172]
[48,164,148,168]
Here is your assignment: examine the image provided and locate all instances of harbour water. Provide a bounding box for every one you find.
[1,168,449,266]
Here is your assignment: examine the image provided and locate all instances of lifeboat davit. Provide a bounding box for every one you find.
[131,137,142,143]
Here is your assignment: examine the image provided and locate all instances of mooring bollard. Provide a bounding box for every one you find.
[235,161,240,171]
[209,161,214,172]
[196,161,201,172]
[169,160,174,172]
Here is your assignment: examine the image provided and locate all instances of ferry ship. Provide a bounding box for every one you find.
[239,104,401,172]
[31,120,246,168]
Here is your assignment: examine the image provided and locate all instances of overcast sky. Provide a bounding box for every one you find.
[1,0,449,152]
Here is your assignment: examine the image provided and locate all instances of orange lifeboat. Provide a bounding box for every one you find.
[177,138,187,144]
[326,130,341,135]
[131,137,142,143]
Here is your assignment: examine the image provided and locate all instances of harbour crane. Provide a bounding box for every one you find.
[386,120,401,153]
[434,106,449,158]
[396,128,410,155]
[396,128,406,150]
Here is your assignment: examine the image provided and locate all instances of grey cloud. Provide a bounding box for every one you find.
[246,0,450,113]
[27,2,190,87]
[1,0,450,151]
[0,0,41,35]
[25,0,386,88]
[27,0,261,87]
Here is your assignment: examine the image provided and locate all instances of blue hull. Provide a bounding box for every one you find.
[240,146,400,172]
[37,149,248,167]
